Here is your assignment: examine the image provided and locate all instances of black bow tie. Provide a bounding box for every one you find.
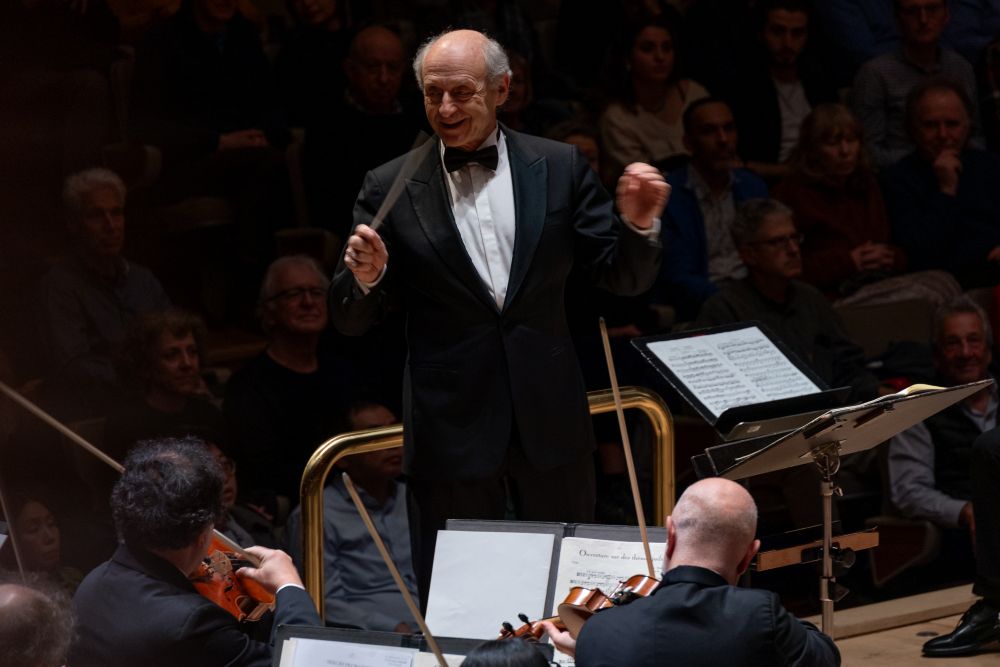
[443,144,499,172]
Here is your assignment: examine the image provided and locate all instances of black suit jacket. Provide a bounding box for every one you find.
[329,128,661,480]
[70,544,320,666]
[575,566,840,667]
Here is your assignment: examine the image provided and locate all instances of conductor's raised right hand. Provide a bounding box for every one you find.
[344,224,388,284]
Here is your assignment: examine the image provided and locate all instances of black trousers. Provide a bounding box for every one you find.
[972,427,1000,601]
[409,439,595,609]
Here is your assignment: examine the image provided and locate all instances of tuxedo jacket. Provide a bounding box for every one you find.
[329,128,661,481]
[70,544,320,667]
[575,566,840,667]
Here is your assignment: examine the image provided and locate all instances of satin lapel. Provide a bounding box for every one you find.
[407,138,498,311]
[504,130,547,313]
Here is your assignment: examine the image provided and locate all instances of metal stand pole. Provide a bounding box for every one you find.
[812,442,842,637]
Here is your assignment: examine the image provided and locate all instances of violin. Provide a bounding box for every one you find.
[498,573,659,641]
[189,536,276,623]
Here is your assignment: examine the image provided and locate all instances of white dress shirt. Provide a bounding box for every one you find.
[440,128,515,309]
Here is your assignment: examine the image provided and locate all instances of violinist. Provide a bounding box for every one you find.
[69,437,320,667]
[542,478,840,667]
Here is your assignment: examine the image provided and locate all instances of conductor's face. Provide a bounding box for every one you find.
[421,31,510,152]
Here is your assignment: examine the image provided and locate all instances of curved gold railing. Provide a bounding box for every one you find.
[299,385,674,619]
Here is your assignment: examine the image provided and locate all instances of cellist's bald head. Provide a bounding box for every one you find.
[0,581,73,666]
[663,478,760,584]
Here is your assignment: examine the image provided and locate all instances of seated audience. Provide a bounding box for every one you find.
[659,99,768,322]
[542,478,840,666]
[696,199,879,401]
[275,0,352,128]
[224,256,354,512]
[285,400,417,632]
[883,77,1000,288]
[302,23,425,237]
[42,168,170,418]
[0,577,74,667]
[600,12,710,182]
[775,103,961,305]
[104,309,224,462]
[889,297,995,531]
[70,437,319,665]
[851,0,982,168]
[497,52,572,138]
[204,440,273,549]
[0,492,82,594]
[923,425,1000,656]
[130,0,291,263]
[728,0,837,183]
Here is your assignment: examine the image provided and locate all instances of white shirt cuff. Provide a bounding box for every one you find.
[276,583,305,595]
[622,215,661,238]
[355,263,388,294]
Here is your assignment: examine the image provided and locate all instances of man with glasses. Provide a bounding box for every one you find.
[696,198,878,402]
[851,0,983,168]
[225,255,355,513]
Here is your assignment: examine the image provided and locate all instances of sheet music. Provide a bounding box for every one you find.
[425,530,554,640]
[278,638,417,667]
[412,653,466,666]
[548,537,666,666]
[647,326,821,418]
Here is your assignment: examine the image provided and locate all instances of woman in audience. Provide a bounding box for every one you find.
[0,492,82,594]
[775,103,959,306]
[599,12,709,183]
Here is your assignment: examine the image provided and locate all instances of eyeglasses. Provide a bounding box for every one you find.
[268,286,327,302]
[750,233,804,250]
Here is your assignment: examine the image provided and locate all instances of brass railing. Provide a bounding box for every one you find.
[299,385,674,619]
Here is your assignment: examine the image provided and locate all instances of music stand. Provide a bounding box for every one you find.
[708,379,992,635]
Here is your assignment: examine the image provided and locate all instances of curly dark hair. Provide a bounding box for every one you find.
[0,573,74,667]
[111,437,224,551]
[462,640,551,667]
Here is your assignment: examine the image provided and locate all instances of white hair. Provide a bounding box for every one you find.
[63,168,126,217]
[412,29,512,92]
[258,254,330,308]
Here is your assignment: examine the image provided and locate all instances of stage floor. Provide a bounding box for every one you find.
[837,614,999,666]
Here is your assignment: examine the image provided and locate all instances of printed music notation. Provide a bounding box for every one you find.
[648,327,821,419]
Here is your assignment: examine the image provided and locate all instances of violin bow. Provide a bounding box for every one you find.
[598,318,656,579]
[342,472,450,667]
[0,379,257,564]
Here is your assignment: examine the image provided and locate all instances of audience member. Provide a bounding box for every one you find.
[104,309,224,463]
[600,12,710,181]
[463,639,550,667]
[130,0,292,263]
[497,51,572,138]
[659,98,768,321]
[727,0,838,182]
[542,478,840,666]
[205,440,271,548]
[302,23,425,237]
[851,0,982,168]
[0,578,74,667]
[775,103,961,305]
[41,168,170,418]
[888,297,995,531]
[286,401,418,632]
[225,256,353,512]
[275,0,353,128]
[922,424,1000,656]
[883,77,1000,288]
[696,199,879,401]
[70,438,319,665]
[547,119,603,175]
[0,491,83,594]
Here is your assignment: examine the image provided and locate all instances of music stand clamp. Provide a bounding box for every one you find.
[708,379,993,637]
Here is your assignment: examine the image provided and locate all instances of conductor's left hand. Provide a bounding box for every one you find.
[344,224,388,284]
[615,162,671,229]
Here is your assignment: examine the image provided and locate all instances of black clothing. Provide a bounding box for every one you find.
[575,565,840,667]
[972,428,1000,601]
[927,401,980,502]
[224,351,354,506]
[104,396,228,461]
[70,544,319,666]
